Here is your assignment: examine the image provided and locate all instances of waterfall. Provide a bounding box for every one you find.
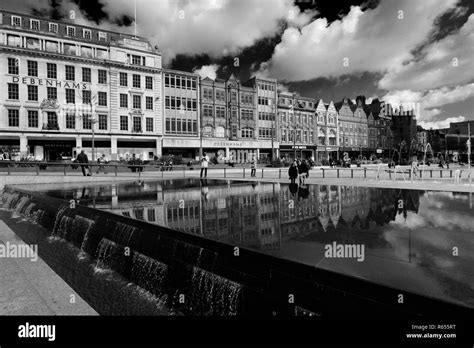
[52,206,68,237]
[190,267,242,316]
[31,209,45,224]
[113,222,137,246]
[131,252,168,296]
[52,214,73,238]
[77,216,96,252]
[4,192,20,209]
[14,196,30,213]
[24,202,36,215]
[95,238,120,270]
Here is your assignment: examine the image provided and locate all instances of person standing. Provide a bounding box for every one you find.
[250,156,257,177]
[200,152,209,178]
[96,154,107,174]
[77,150,91,176]
[298,159,309,185]
[288,160,299,184]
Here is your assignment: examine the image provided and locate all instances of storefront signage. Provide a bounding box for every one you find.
[12,76,89,90]
[292,145,307,149]
[213,141,243,148]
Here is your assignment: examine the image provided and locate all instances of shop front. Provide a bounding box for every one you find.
[279,145,315,162]
[28,139,76,161]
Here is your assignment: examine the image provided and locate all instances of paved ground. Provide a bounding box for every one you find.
[0,220,97,315]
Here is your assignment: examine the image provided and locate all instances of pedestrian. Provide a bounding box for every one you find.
[288,160,298,184]
[411,159,418,177]
[200,152,209,178]
[96,154,107,174]
[298,159,309,185]
[76,150,91,176]
[250,156,257,177]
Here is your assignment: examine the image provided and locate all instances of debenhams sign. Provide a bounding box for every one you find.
[11,76,89,89]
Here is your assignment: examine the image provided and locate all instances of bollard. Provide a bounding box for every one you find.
[279,169,281,179]
[261,168,264,178]
[337,169,340,178]
[115,165,118,177]
[224,167,226,178]
[243,168,245,178]
[430,170,433,178]
[351,169,353,178]
[440,170,442,178]
[7,164,10,176]
[364,168,367,178]
[450,170,452,178]
[183,166,185,178]
[322,168,325,178]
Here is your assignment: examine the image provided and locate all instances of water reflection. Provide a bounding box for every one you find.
[33,179,474,308]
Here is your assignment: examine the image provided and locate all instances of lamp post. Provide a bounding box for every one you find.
[399,140,406,165]
[468,122,471,185]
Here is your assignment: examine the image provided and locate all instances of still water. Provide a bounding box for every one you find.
[19,178,474,309]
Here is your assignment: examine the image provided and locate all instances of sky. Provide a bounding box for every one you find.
[1,0,473,129]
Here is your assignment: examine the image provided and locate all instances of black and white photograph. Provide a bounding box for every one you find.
[0,0,473,345]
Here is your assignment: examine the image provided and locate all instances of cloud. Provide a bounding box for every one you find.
[378,14,474,91]
[419,115,466,129]
[258,0,458,81]
[193,64,219,80]
[99,0,314,64]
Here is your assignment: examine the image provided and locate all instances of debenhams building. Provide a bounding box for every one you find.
[0,11,163,161]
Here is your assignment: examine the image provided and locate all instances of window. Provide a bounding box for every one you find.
[241,128,253,138]
[8,58,19,75]
[27,61,38,77]
[82,90,91,104]
[98,92,107,106]
[82,68,91,82]
[47,112,58,128]
[81,46,93,57]
[145,76,153,90]
[131,55,142,65]
[216,90,225,102]
[7,35,21,47]
[47,63,57,79]
[98,32,107,41]
[241,109,253,120]
[26,37,40,50]
[98,70,107,84]
[11,16,21,27]
[83,29,91,40]
[231,91,237,103]
[146,96,153,110]
[49,23,58,33]
[66,89,75,103]
[27,85,38,101]
[82,114,92,129]
[281,130,287,142]
[47,87,57,99]
[28,110,38,128]
[8,109,19,127]
[64,43,76,55]
[132,74,140,88]
[65,66,75,81]
[203,88,213,100]
[66,26,76,37]
[119,94,128,108]
[97,49,107,59]
[30,19,40,31]
[216,106,225,118]
[203,105,213,117]
[7,83,19,100]
[66,113,75,129]
[120,116,128,131]
[192,80,197,90]
[165,75,170,87]
[98,114,107,130]
[146,118,153,132]
[133,117,141,132]
[119,72,127,86]
[132,95,141,109]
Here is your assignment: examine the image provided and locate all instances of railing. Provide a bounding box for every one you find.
[0,161,472,184]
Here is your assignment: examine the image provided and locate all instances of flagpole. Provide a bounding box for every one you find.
[468,121,471,187]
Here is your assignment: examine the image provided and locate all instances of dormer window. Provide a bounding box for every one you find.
[98,32,107,41]
[49,23,58,33]
[11,16,21,27]
[66,26,75,37]
[30,19,40,31]
[83,29,91,40]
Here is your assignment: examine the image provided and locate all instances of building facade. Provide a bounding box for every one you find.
[0,10,163,161]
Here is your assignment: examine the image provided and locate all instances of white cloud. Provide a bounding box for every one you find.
[419,116,466,129]
[193,64,219,80]
[379,14,474,91]
[258,0,458,81]
[98,0,314,64]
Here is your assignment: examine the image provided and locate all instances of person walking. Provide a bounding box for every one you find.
[96,154,107,174]
[298,159,309,185]
[200,152,209,178]
[288,160,299,184]
[77,150,91,176]
[250,156,257,177]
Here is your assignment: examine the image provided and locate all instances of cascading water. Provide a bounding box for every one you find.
[131,252,168,296]
[52,206,68,238]
[113,221,137,246]
[14,196,31,213]
[190,267,243,316]
[95,238,120,271]
[24,202,36,215]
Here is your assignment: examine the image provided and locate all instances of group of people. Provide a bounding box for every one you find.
[288,159,310,184]
[75,150,108,176]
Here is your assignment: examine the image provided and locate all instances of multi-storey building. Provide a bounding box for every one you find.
[391,107,417,161]
[0,11,163,161]
[315,99,339,161]
[161,68,200,158]
[278,92,317,161]
[351,96,369,156]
